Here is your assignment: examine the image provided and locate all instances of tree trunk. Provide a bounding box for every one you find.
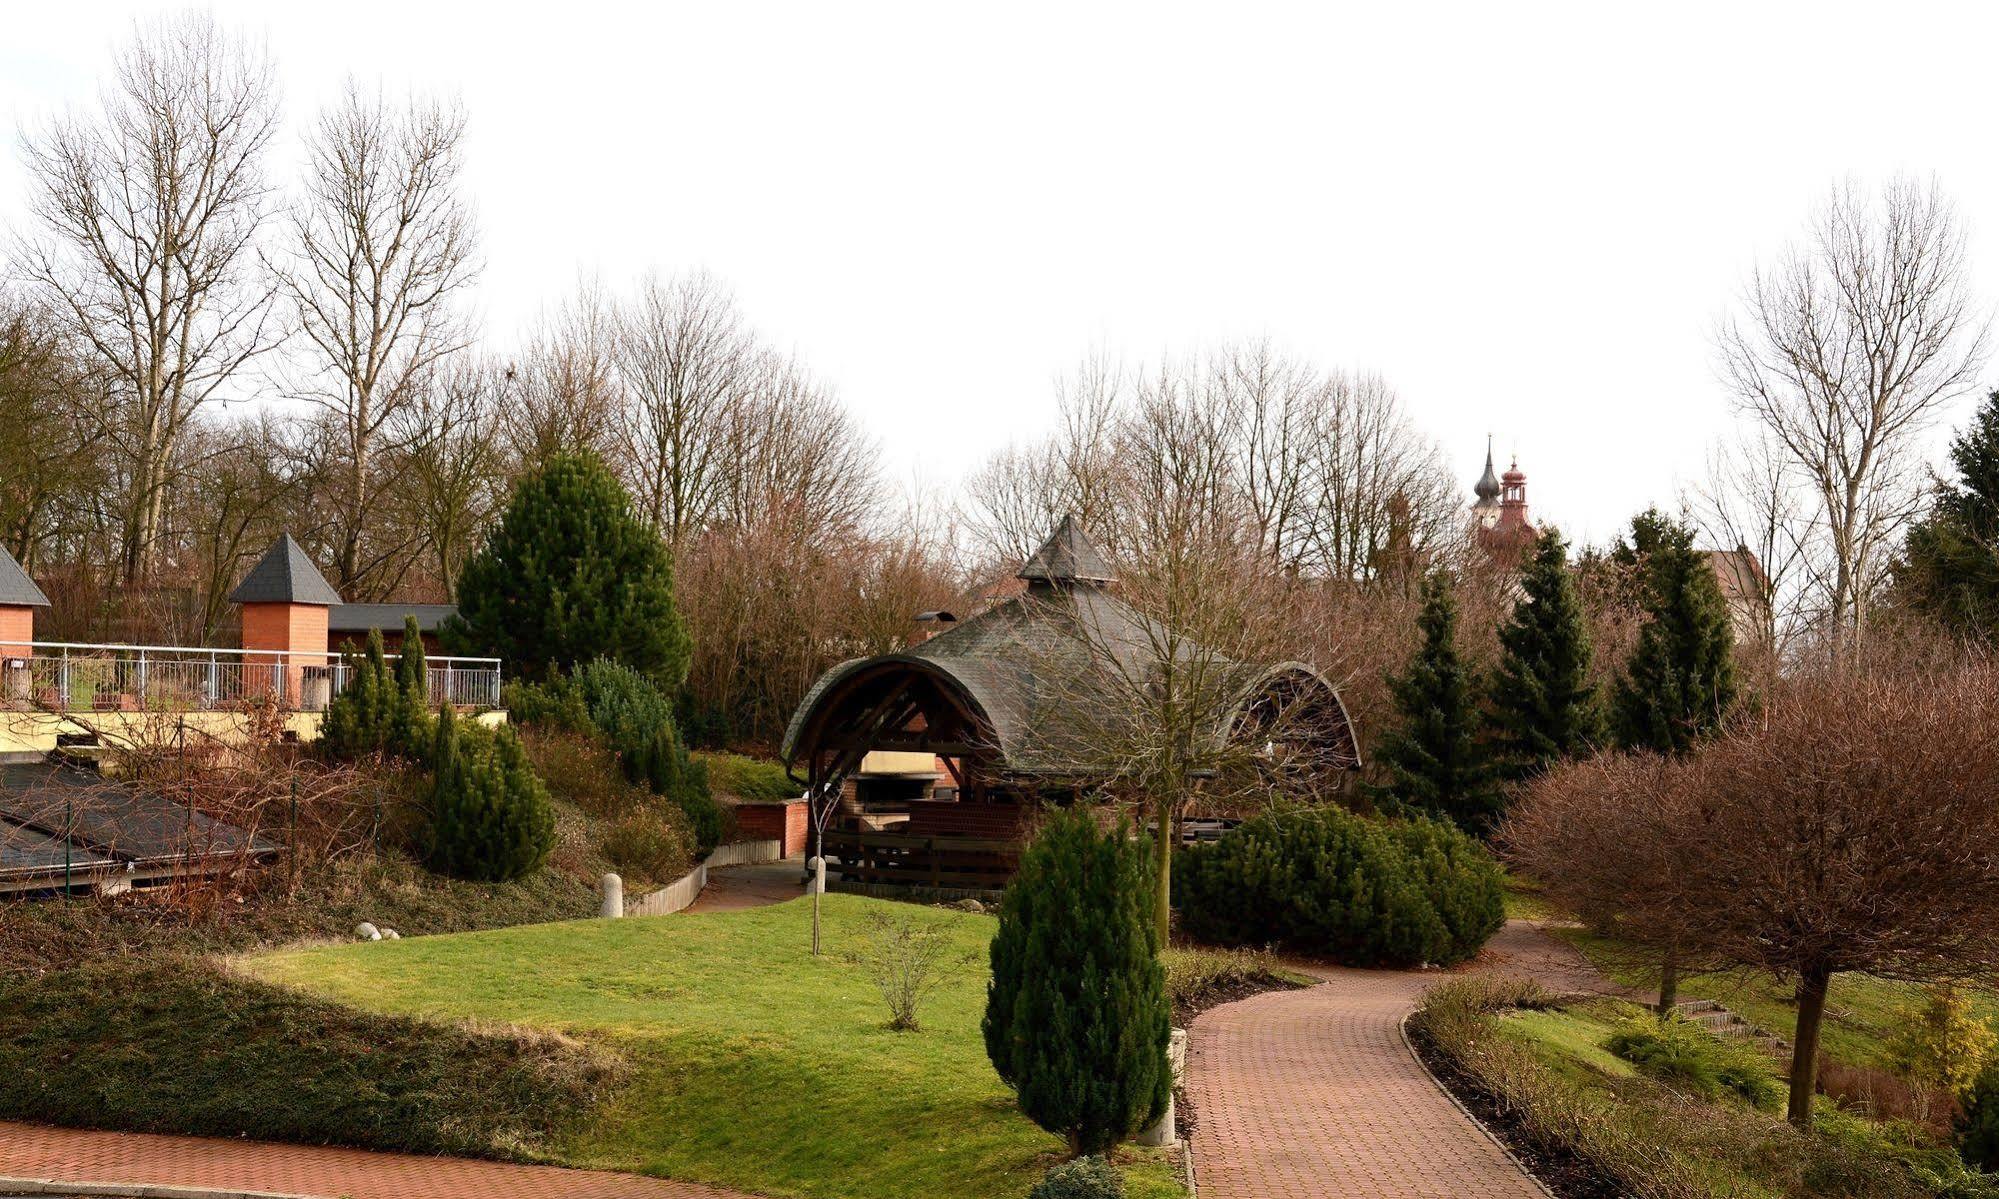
[1154,795,1174,949]
[1786,963,1832,1128]
[1655,943,1680,1017]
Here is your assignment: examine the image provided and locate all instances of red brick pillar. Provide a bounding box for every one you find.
[240,602,331,708]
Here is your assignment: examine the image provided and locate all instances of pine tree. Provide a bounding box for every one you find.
[446,452,690,685]
[1902,389,1999,639]
[426,714,557,883]
[985,809,1170,1156]
[392,616,432,756]
[1489,529,1602,779]
[1611,510,1738,755]
[323,628,397,757]
[1366,571,1501,834]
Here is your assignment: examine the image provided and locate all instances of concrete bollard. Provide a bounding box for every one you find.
[601,872,624,918]
[1138,1028,1189,1147]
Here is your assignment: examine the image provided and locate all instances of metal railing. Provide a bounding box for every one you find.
[0,641,502,714]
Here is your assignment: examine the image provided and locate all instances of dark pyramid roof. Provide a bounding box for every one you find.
[1473,436,1502,505]
[0,545,49,608]
[228,534,343,606]
[1018,514,1116,584]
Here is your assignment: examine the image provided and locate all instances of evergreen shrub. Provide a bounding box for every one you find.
[1028,1155,1124,1199]
[324,627,437,761]
[1605,1015,1784,1110]
[1177,805,1503,967]
[985,809,1170,1155]
[425,707,557,883]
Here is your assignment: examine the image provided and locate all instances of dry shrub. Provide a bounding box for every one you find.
[522,729,649,819]
[1818,1058,1935,1126]
[845,911,961,1032]
[596,811,694,886]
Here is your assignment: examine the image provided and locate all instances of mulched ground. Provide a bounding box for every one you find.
[1172,969,1307,1027]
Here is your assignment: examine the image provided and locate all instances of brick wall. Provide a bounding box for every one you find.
[241,603,330,658]
[733,800,807,856]
[0,606,34,654]
[240,603,331,703]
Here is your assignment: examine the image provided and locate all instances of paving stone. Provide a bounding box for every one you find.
[0,1123,749,1199]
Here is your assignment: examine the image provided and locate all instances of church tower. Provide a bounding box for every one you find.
[1474,446,1539,564]
[1471,436,1502,529]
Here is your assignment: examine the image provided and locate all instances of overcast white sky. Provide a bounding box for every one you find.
[5,1,1997,545]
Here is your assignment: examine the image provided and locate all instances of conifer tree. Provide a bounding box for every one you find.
[323,627,397,757]
[985,809,1170,1156]
[1367,571,1500,834]
[1611,510,1738,755]
[426,713,556,883]
[1489,529,1602,779]
[392,616,432,755]
[1902,388,1999,639]
[447,452,690,685]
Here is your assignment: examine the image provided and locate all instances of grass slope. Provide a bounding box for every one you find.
[248,894,1182,1199]
[0,955,617,1159]
[1552,927,1999,1071]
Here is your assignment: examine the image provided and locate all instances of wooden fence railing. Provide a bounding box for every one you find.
[821,828,1021,889]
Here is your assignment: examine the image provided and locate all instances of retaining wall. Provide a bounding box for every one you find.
[625,837,785,917]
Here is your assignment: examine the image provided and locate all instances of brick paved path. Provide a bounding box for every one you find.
[0,1121,755,1199]
[683,859,803,913]
[1186,921,1607,1199]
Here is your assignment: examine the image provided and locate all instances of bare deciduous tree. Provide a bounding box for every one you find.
[1717,176,1991,642]
[389,361,503,600]
[613,270,752,547]
[1506,648,1999,1127]
[15,13,281,584]
[277,79,479,598]
[500,279,622,469]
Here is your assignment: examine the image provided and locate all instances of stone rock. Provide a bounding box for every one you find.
[354,921,381,941]
[948,898,987,914]
[380,928,401,940]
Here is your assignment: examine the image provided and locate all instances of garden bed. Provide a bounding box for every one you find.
[1408,977,1990,1199]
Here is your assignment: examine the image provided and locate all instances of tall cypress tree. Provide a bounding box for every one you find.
[985,808,1170,1156]
[1489,529,1602,779]
[446,452,690,686]
[1611,510,1737,755]
[1367,571,1501,834]
[1902,388,1999,638]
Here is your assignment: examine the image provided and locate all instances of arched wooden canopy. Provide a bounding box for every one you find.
[782,654,1007,803]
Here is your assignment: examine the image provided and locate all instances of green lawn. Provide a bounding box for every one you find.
[246,894,1182,1199]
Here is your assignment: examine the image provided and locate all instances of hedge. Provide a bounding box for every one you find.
[1177,805,1504,967]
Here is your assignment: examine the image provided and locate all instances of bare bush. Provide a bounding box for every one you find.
[846,912,960,1032]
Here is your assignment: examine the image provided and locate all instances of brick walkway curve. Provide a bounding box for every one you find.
[1185,921,1599,1199]
[0,1120,756,1199]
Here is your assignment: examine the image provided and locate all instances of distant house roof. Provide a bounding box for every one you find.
[228,535,343,606]
[1705,547,1769,608]
[0,545,50,608]
[329,603,458,636]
